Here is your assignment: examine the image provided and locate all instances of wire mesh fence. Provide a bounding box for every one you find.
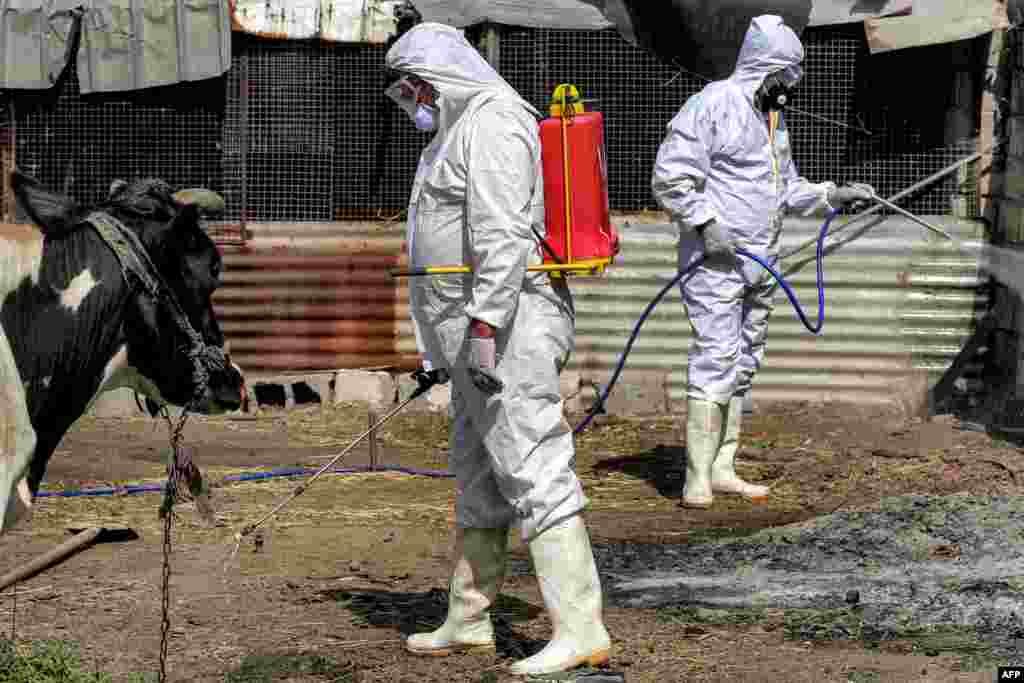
[9,74,225,222]
[221,34,427,222]
[6,24,987,223]
[499,24,983,218]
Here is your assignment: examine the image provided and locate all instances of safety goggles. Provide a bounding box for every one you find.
[384,74,436,118]
[384,72,434,103]
[777,65,802,88]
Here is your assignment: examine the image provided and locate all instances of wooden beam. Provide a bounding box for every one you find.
[0,528,101,591]
[0,101,14,223]
[980,30,1005,220]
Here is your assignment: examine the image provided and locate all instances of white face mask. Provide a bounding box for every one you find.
[413,103,439,132]
[385,76,439,131]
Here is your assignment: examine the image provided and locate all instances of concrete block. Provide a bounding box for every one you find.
[332,370,396,409]
[295,373,332,405]
[88,387,146,418]
[396,372,452,413]
[583,369,668,416]
[248,373,333,409]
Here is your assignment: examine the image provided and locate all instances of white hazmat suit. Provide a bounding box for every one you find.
[652,15,868,508]
[386,22,611,674]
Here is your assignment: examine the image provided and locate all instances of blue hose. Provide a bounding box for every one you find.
[573,207,839,435]
[34,464,453,499]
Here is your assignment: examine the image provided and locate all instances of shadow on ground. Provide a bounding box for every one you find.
[309,588,546,660]
[591,444,688,498]
[225,652,356,682]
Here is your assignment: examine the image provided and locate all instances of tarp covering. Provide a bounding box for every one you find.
[0,0,79,89]
[411,0,914,33]
[0,0,231,93]
[411,0,612,31]
[809,0,911,26]
[410,1,915,79]
[585,0,816,81]
[865,0,1009,54]
[78,0,232,94]
[231,0,405,43]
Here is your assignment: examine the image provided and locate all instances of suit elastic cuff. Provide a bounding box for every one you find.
[687,210,718,232]
[821,181,838,212]
[464,308,505,331]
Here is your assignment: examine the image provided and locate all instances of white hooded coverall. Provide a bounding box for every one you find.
[652,15,836,405]
[386,23,586,542]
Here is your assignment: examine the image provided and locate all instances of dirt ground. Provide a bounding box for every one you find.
[2,398,1023,682]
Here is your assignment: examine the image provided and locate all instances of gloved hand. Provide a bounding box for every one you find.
[467,320,504,395]
[697,219,735,264]
[411,366,449,392]
[828,183,876,210]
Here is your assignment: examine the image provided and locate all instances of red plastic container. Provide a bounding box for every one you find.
[539,110,618,271]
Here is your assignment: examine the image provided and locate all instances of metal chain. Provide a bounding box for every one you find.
[9,583,15,643]
[157,400,194,683]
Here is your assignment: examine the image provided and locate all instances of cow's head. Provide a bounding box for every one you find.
[11,171,245,414]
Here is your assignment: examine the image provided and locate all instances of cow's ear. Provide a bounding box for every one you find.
[10,170,80,235]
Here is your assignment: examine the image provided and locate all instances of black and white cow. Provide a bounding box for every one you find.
[1,170,245,532]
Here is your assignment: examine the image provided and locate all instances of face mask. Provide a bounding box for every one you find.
[413,103,439,132]
[757,72,793,113]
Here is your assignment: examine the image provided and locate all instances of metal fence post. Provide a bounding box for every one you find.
[368,407,378,471]
[1,101,15,223]
[483,23,501,67]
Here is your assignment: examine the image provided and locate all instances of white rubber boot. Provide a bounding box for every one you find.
[682,398,724,509]
[710,394,769,502]
[508,514,611,676]
[406,526,508,656]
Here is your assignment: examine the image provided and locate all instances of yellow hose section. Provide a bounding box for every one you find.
[561,88,573,265]
[769,110,780,184]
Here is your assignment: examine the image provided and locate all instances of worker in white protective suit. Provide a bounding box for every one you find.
[651,15,874,509]
[384,22,612,675]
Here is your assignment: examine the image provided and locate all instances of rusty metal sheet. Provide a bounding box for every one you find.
[214,301,409,319]
[220,319,396,336]
[0,122,14,223]
[215,232,410,373]
[230,351,417,371]
[231,0,402,44]
[218,213,990,405]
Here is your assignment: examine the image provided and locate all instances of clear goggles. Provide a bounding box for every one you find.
[384,74,434,108]
[776,65,802,88]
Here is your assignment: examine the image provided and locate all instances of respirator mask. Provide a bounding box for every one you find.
[384,74,440,132]
[756,66,800,113]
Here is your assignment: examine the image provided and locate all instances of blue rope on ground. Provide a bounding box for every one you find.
[34,464,454,499]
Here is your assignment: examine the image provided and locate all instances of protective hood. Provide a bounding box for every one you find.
[730,15,804,99]
[384,22,540,130]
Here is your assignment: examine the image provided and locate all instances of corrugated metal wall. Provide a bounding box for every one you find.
[386,215,989,409]
[213,221,420,373]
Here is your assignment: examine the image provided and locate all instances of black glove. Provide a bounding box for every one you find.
[828,183,876,211]
[467,336,504,395]
[411,367,449,392]
[697,219,736,264]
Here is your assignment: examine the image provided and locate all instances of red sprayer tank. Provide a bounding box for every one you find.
[539,84,618,275]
